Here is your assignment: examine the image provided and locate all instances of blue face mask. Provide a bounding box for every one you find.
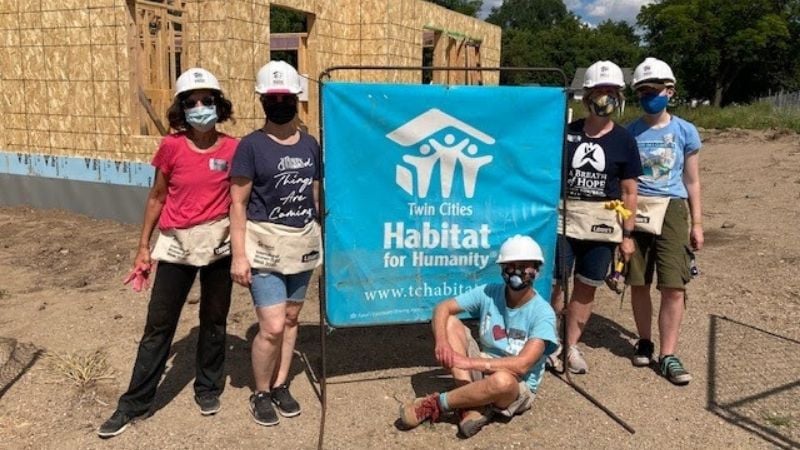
[640,93,669,114]
[185,105,218,132]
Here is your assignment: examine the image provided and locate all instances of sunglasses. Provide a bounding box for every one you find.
[262,94,298,105]
[181,95,216,109]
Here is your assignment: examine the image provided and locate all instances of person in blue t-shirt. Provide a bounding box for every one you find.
[626,57,704,385]
[398,235,558,438]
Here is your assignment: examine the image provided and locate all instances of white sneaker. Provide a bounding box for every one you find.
[567,345,588,374]
[546,344,563,372]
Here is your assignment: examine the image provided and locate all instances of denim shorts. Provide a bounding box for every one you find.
[250,269,313,308]
[553,235,615,287]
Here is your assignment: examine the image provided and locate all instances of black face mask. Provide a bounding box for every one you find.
[262,99,297,125]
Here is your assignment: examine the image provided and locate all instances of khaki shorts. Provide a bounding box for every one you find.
[627,199,692,289]
[464,327,536,417]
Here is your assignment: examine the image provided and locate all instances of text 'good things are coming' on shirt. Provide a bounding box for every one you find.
[230,130,321,229]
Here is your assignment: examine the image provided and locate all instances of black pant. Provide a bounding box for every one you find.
[117,257,232,415]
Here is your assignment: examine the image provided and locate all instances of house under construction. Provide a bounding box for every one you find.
[0,0,500,221]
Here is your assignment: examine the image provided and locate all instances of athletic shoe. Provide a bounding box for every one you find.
[97,410,145,438]
[659,355,692,385]
[545,343,563,372]
[567,345,588,374]
[271,384,301,417]
[249,391,279,426]
[398,393,441,430]
[632,339,654,367]
[458,408,493,438]
[194,394,221,416]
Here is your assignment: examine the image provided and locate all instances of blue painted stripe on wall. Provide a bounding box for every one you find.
[0,150,154,187]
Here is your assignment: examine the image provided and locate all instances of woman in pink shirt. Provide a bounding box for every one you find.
[98,68,238,438]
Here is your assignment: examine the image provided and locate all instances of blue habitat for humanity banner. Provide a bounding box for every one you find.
[322,83,565,327]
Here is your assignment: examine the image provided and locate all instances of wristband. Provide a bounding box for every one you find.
[622,229,634,238]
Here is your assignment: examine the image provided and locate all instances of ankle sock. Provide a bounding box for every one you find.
[438,392,450,411]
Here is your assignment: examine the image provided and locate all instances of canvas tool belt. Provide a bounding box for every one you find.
[634,196,670,235]
[151,217,231,266]
[558,199,622,243]
[245,220,322,274]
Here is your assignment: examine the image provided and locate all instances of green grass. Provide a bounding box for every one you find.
[762,411,793,427]
[569,100,800,132]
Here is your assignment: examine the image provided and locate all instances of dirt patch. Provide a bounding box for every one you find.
[0,129,798,449]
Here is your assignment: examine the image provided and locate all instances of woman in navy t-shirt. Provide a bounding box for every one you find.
[230,61,321,426]
[550,61,642,375]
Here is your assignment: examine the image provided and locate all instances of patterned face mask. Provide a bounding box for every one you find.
[589,93,619,117]
[501,265,537,291]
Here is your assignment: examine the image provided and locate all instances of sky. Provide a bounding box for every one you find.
[478,0,656,25]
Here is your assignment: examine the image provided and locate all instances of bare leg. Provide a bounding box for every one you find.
[272,301,303,387]
[442,370,520,410]
[441,315,471,386]
[657,288,684,356]
[631,285,653,340]
[565,279,597,346]
[251,303,287,392]
[550,284,564,315]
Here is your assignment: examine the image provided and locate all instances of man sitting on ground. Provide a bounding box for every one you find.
[398,235,558,438]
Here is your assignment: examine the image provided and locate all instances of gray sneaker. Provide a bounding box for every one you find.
[97,410,146,438]
[567,345,588,374]
[271,384,301,417]
[194,394,221,416]
[659,355,692,385]
[545,343,563,372]
[249,391,279,426]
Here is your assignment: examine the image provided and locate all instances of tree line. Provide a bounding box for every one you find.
[430,0,800,106]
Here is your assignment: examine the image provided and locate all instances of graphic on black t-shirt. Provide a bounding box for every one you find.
[565,119,643,200]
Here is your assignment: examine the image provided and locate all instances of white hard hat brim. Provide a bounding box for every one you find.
[175,84,222,97]
[256,87,303,95]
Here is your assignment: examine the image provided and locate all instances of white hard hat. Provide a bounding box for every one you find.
[496,235,545,264]
[255,60,303,95]
[632,57,676,87]
[583,60,625,89]
[174,68,221,97]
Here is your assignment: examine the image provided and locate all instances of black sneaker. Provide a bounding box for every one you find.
[271,384,301,417]
[194,393,221,416]
[659,355,693,385]
[632,339,654,367]
[97,410,145,438]
[249,391,279,426]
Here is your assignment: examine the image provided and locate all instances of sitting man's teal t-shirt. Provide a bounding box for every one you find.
[455,283,558,392]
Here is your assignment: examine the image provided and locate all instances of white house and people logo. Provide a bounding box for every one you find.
[379,108,497,271]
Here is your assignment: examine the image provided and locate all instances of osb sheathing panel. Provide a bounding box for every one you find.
[1,0,499,161]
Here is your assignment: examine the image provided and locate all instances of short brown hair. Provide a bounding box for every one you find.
[166,90,234,131]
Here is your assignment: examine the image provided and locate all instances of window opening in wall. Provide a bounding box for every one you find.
[131,0,184,135]
[422,30,435,84]
[270,6,312,126]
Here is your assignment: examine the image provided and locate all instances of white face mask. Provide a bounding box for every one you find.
[185,105,218,132]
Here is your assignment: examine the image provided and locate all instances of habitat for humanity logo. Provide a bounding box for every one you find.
[386,108,495,199]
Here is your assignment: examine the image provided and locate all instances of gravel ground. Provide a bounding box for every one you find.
[0,129,797,449]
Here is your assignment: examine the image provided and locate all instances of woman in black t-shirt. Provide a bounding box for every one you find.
[550,60,643,375]
[230,61,322,426]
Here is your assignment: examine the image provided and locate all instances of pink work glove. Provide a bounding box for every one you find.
[123,263,151,292]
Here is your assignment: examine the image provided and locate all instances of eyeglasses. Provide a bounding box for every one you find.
[181,95,216,109]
